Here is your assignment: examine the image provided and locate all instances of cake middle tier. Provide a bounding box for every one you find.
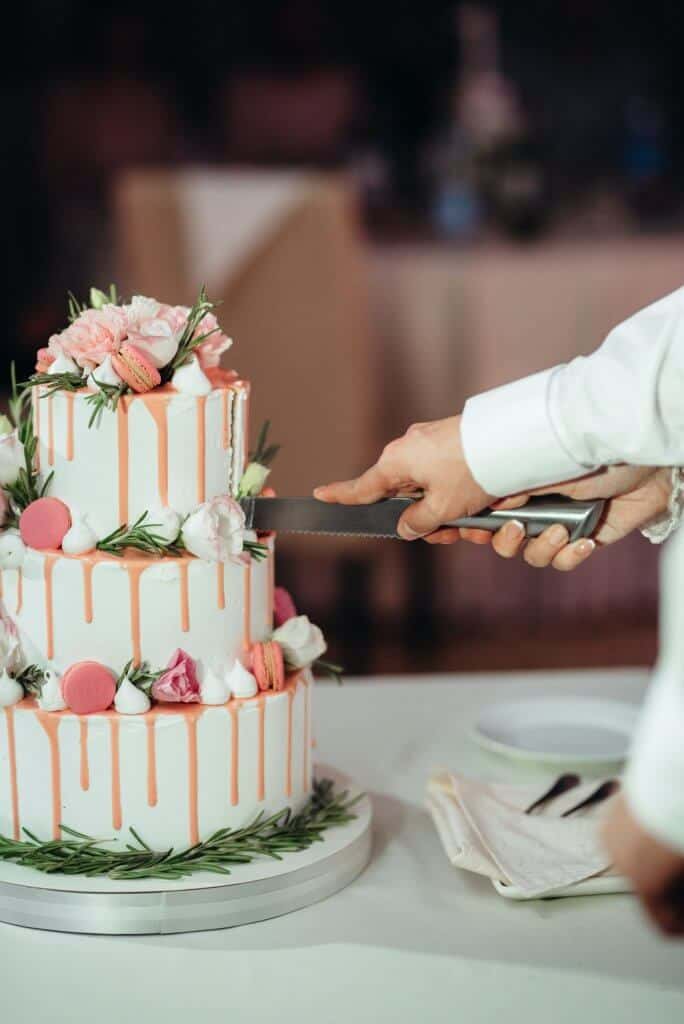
[4,539,274,676]
[33,379,249,537]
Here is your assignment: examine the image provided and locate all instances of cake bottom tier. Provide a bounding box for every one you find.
[0,673,312,850]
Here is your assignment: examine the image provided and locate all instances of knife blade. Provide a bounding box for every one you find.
[240,495,605,542]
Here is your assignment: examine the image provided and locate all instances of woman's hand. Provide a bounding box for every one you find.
[314,416,493,540]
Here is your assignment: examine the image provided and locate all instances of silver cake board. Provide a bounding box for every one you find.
[0,778,371,936]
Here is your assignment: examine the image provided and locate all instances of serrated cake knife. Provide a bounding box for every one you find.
[240,495,605,542]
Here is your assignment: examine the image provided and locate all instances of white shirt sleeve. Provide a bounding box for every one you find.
[460,283,684,853]
[461,285,684,497]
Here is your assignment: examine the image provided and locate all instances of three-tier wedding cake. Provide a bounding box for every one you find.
[0,287,329,855]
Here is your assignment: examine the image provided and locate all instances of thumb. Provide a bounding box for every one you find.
[491,493,531,511]
[397,493,449,540]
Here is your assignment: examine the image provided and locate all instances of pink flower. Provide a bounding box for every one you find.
[49,305,129,371]
[127,302,189,369]
[151,648,201,703]
[36,348,56,372]
[274,587,297,627]
[194,312,232,369]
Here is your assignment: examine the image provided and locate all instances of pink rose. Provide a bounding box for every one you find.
[127,303,189,369]
[274,587,297,627]
[49,305,129,370]
[151,648,200,703]
[36,348,56,372]
[194,312,232,369]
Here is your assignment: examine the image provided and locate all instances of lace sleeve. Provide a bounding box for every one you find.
[641,468,684,544]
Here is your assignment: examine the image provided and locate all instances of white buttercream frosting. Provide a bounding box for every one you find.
[146,504,182,546]
[89,355,123,389]
[61,516,98,555]
[228,659,258,699]
[200,667,231,705]
[0,670,24,707]
[114,676,152,715]
[38,669,67,711]
[49,352,81,376]
[171,356,212,396]
[0,530,26,570]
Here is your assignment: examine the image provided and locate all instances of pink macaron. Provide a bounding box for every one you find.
[61,661,117,715]
[251,641,285,692]
[20,497,72,550]
[112,343,161,393]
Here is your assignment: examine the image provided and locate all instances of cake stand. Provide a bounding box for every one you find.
[0,772,371,935]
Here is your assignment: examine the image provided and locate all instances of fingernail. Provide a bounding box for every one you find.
[575,539,595,558]
[548,524,569,545]
[398,523,421,540]
[313,487,326,499]
[504,519,525,537]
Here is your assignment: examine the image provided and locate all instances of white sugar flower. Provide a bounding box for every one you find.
[272,615,326,670]
[0,430,25,487]
[182,496,245,562]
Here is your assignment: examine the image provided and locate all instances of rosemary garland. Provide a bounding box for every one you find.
[0,779,361,880]
[96,513,185,557]
[85,381,127,428]
[116,659,162,694]
[26,369,85,397]
[313,658,345,684]
[4,363,52,522]
[162,285,221,380]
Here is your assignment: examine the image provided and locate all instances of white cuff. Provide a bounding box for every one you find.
[624,669,684,855]
[461,368,592,497]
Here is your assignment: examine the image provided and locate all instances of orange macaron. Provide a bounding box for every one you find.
[112,343,161,393]
[251,640,285,692]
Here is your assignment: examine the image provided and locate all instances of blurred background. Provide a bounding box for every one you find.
[5,0,684,675]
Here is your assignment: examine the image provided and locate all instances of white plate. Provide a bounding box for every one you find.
[473,697,640,766]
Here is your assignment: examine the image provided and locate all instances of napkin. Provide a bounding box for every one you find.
[427,773,620,898]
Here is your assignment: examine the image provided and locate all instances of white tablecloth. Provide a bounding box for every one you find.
[2,671,683,1022]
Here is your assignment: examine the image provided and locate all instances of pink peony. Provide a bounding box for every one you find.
[194,312,232,369]
[151,648,201,703]
[49,305,129,371]
[274,587,297,627]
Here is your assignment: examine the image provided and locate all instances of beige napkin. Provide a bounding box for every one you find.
[427,773,620,898]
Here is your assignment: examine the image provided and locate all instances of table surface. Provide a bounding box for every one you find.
[2,670,683,1023]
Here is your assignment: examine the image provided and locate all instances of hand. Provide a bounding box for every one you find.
[314,416,493,540]
[603,795,684,936]
[462,466,672,571]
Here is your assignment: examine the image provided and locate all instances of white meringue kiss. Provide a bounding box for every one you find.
[38,669,67,712]
[146,505,182,546]
[61,517,98,555]
[227,659,258,699]
[199,667,231,705]
[49,352,81,376]
[272,615,327,670]
[114,676,151,715]
[172,356,212,396]
[89,354,123,389]
[182,496,245,563]
[0,670,24,708]
[0,530,26,570]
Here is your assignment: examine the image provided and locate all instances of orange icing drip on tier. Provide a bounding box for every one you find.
[146,713,158,807]
[229,702,240,806]
[243,561,252,651]
[117,398,129,525]
[109,718,122,830]
[82,561,94,623]
[302,676,310,793]
[33,390,41,472]
[126,561,146,666]
[257,695,266,801]
[221,390,231,449]
[47,394,55,466]
[36,711,62,839]
[216,562,225,610]
[285,687,294,797]
[196,395,207,504]
[43,554,58,659]
[184,708,205,845]
[179,560,190,632]
[142,393,171,506]
[4,707,20,840]
[65,392,75,461]
[79,719,90,791]
[15,569,22,614]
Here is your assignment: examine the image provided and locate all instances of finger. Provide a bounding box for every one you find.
[551,539,596,572]
[491,519,526,558]
[314,465,397,505]
[424,528,461,545]
[459,528,494,545]
[490,494,531,510]
[523,524,570,568]
[642,892,684,937]
[397,494,449,540]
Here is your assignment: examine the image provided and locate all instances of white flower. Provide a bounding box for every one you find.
[114,676,151,715]
[0,670,23,707]
[171,356,212,396]
[0,530,26,570]
[181,496,245,562]
[49,352,81,376]
[37,669,67,712]
[147,504,182,545]
[0,604,23,674]
[227,659,257,699]
[62,516,98,555]
[238,462,271,498]
[0,430,25,487]
[200,667,231,705]
[272,615,326,669]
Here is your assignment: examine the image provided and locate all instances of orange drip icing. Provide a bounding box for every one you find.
[302,678,310,792]
[146,713,158,807]
[243,561,252,651]
[184,709,205,845]
[36,712,62,839]
[257,696,266,801]
[109,718,122,830]
[142,394,171,506]
[126,562,147,666]
[33,390,41,472]
[15,569,22,614]
[221,390,231,448]
[79,719,90,791]
[65,392,75,461]
[82,561,94,623]
[47,394,55,466]
[4,708,20,840]
[179,560,190,632]
[117,398,130,525]
[196,395,207,504]
[285,688,294,797]
[43,555,58,659]
[229,703,240,805]
[217,562,225,610]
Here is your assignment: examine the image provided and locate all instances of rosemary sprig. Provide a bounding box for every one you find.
[4,363,52,519]
[163,285,221,380]
[313,658,345,685]
[13,664,45,697]
[67,291,87,323]
[249,419,280,468]
[244,539,268,562]
[116,659,163,694]
[96,513,185,557]
[0,778,361,880]
[84,381,128,428]
[26,370,85,397]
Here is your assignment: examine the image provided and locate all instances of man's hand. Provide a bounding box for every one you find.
[314,416,492,540]
[603,795,684,936]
